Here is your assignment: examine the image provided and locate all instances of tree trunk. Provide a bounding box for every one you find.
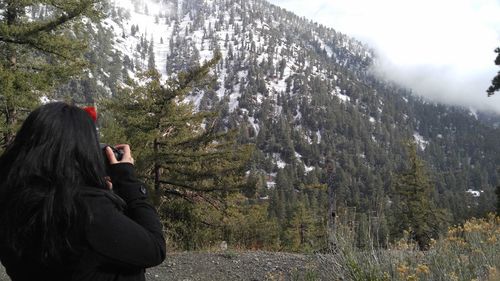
[326,159,336,250]
[153,138,161,205]
[2,4,18,147]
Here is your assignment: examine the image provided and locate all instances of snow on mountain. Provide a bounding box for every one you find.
[95,0,499,186]
[103,0,372,113]
[107,0,175,78]
[413,132,429,150]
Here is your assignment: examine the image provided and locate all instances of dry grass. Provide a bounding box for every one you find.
[316,213,500,281]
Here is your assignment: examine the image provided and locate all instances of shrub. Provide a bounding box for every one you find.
[316,213,500,281]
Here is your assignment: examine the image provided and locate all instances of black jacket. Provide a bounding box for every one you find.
[0,163,166,281]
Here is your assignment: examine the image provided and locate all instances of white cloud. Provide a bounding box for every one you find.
[269,0,500,113]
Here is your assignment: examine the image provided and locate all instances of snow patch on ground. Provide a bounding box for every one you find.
[314,35,333,58]
[248,116,260,135]
[413,132,429,150]
[266,181,276,189]
[184,92,204,109]
[466,189,482,197]
[304,165,314,173]
[109,0,173,79]
[332,86,350,103]
[316,130,322,144]
[273,153,286,168]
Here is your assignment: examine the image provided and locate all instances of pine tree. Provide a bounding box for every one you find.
[147,39,155,70]
[325,157,337,247]
[486,47,500,96]
[228,202,280,250]
[392,140,449,250]
[101,54,253,247]
[0,0,101,147]
[283,202,316,252]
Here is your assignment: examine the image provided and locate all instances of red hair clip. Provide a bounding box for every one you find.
[82,106,97,122]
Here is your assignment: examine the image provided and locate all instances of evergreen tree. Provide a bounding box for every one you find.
[101,54,253,247]
[486,47,500,96]
[228,202,280,250]
[283,202,316,252]
[392,141,449,250]
[147,39,155,70]
[0,0,101,147]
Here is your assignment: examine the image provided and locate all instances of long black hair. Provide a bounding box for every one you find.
[0,102,108,264]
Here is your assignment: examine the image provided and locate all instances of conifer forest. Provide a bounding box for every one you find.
[1,0,499,279]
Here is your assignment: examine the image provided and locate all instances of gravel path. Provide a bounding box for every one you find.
[0,251,333,281]
[0,251,331,281]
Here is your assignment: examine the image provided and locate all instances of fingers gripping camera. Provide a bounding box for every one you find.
[99,144,124,161]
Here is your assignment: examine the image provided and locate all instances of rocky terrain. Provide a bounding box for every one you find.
[0,251,335,281]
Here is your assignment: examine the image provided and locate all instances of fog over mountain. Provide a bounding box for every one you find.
[269,0,500,113]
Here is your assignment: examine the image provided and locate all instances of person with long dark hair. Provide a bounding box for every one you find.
[0,102,165,280]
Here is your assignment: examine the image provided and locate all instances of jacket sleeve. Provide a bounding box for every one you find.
[86,163,166,268]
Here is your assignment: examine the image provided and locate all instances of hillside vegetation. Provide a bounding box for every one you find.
[0,214,496,280]
[0,1,499,276]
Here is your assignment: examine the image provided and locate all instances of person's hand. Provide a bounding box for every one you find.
[105,144,134,165]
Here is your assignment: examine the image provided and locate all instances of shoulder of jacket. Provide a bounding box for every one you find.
[79,186,126,211]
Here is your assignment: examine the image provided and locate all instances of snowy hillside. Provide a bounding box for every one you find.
[106,0,174,78]
[87,0,500,219]
[104,0,372,111]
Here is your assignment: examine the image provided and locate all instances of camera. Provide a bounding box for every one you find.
[99,143,124,161]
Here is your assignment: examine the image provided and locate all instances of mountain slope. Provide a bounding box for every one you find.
[74,0,499,236]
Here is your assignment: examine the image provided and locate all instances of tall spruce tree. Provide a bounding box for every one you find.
[101,54,253,247]
[0,0,101,147]
[392,141,449,250]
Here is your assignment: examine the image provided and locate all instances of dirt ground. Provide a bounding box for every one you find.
[0,251,334,281]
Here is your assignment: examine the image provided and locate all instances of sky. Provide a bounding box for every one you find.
[268,0,500,114]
